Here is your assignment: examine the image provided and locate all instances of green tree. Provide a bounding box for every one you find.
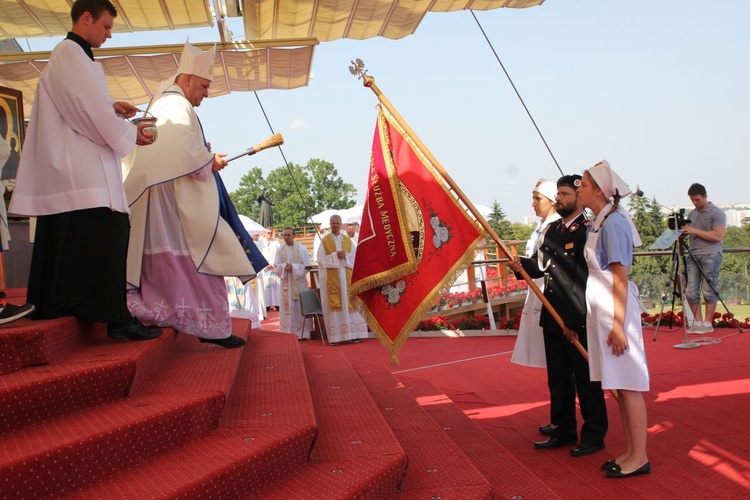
[306,159,357,214]
[487,200,511,239]
[629,189,669,279]
[229,166,265,221]
[230,158,357,228]
[505,222,533,243]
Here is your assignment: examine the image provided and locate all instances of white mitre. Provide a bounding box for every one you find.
[150,40,217,106]
[176,40,216,82]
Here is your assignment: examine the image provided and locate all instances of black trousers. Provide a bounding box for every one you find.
[28,208,131,324]
[544,329,608,445]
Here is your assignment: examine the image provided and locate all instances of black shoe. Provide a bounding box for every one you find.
[298,338,308,342]
[348,338,363,343]
[0,302,35,325]
[107,318,163,341]
[601,459,619,471]
[539,424,555,436]
[198,334,246,348]
[571,442,606,457]
[330,342,340,346]
[606,462,651,478]
[533,437,577,449]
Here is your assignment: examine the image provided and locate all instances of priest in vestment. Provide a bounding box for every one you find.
[262,228,281,310]
[273,228,312,340]
[9,0,158,339]
[316,215,368,345]
[123,41,255,349]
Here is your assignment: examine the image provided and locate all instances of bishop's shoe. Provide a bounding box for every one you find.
[199,335,246,349]
[107,317,163,341]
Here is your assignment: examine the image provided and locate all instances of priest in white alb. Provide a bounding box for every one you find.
[123,41,255,349]
[9,0,158,338]
[274,227,312,340]
[316,214,368,345]
[262,228,281,310]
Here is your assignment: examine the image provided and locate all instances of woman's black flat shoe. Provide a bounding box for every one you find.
[606,462,651,478]
[601,459,618,471]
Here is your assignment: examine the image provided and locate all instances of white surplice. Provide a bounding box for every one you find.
[263,238,281,308]
[226,277,263,329]
[274,242,311,339]
[10,40,136,217]
[316,233,368,343]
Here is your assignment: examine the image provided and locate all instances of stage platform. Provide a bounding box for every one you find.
[1,290,748,498]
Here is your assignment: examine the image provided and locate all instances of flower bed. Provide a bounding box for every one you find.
[417,311,522,331]
[434,275,527,310]
[640,311,749,328]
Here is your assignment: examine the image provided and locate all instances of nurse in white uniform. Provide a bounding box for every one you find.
[578,160,651,479]
[510,179,560,435]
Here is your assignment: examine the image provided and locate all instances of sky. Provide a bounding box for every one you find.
[22,0,750,223]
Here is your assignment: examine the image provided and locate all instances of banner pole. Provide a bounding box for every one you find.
[358,73,591,364]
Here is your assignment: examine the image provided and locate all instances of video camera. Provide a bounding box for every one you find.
[667,208,691,230]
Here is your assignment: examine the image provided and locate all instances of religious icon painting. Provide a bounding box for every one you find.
[0,86,24,207]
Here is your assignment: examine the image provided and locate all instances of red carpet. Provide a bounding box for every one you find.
[328,327,750,498]
[2,292,749,498]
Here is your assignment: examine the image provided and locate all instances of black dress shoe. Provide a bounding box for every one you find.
[601,459,619,470]
[539,424,555,436]
[107,318,163,341]
[348,339,363,343]
[571,442,605,457]
[606,462,651,478]
[533,437,577,449]
[198,335,246,348]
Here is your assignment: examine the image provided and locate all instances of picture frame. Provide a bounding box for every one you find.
[0,85,24,202]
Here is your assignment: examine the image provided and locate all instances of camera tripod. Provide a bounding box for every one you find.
[652,236,698,347]
[653,235,743,348]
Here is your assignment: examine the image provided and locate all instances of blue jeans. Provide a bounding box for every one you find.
[685,252,722,304]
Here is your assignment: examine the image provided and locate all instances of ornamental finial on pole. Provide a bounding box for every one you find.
[349,58,374,86]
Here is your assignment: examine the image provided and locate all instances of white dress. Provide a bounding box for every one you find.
[584,220,650,392]
[511,213,561,367]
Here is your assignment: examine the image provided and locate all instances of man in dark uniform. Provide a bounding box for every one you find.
[509,174,608,456]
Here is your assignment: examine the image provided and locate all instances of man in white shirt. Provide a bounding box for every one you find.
[9,0,159,340]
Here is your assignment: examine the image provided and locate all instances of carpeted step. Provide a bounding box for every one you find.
[129,320,251,398]
[0,317,80,374]
[0,358,134,435]
[0,393,223,498]
[248,348,408,498]
[354,363,492,499]
[68,426,317,499]
[397,375,561,500]
[64,330,319,498]
[0,326,182,434]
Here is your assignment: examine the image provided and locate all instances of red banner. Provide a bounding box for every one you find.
[352,109,484,363]
[350,113,416,294]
